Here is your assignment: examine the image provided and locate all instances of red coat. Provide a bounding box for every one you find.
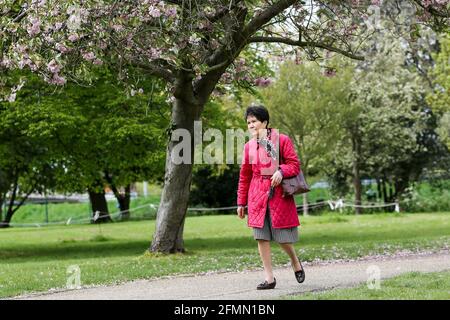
[237,130,301,229]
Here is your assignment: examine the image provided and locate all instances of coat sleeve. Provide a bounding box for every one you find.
[279,135,301,178]
[237,143,252,206]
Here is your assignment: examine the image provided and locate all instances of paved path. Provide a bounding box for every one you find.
[14,251,450,300]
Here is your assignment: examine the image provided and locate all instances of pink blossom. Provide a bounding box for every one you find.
[165,7,177,18]
[220,72,232,83]
[50,73,67,85]
[68,34,79,42]
[149,6,161,18]
[47,59,61,73]
[54,22,63,31]
[44,35,55,43]
[148,48,161,59]
[112,24,124,32]
[16,44,27,53]
[254,77,272,87]
[93,59,103,65]
[27,17,41,36]
[55,43,70,53]
[67,13,82,30]
[33,0,47,7]
[50,8,60,16]
[0,58,13,68]
[29,63,38,71]
[82,51,96,61]
[18,58,32,69]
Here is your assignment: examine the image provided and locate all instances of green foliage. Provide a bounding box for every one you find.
[400,181,450,212]
[0,68,170,221]
[427,33,450,115]
[325,35,447,199]
[260,60,353,177]
[189,165,240,209]
[427,33,450,149]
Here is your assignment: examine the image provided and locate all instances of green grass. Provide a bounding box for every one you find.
[8,194,161,224]
[0,212,449,298]
[285,270,450,300]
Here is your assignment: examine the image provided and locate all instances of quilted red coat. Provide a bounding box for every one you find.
[237,129,301,229]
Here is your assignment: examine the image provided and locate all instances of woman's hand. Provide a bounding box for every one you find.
[237,206,245,219]
[271,170,283,187]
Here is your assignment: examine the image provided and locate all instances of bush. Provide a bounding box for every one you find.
[189,165,240,212]
[400,180,450,212]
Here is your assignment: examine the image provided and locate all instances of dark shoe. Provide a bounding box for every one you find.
[257,277,276,290]
[294,259,305,283]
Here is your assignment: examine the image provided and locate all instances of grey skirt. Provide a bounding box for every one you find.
[253,206,298,243]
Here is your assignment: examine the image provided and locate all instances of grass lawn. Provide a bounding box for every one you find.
[284,270,450,300]
[0,212,449,298]
[8,194,162,224]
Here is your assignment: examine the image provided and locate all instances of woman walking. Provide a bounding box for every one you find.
[237,105,305,290]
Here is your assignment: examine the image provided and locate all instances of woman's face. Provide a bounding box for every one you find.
[247,115,267,138]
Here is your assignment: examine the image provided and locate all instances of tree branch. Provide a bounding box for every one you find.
[132,61,176,83]
[6,176,19,219]
[162,0,182,5]
[11,182,37,216]
[13,9,28,23]
[412,0,449,18]
[206,0,243,23]
[242,0,298,39]
[248,36,365,60]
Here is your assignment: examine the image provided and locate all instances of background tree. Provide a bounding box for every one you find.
[427,33,450,150]
[326,32,447,210]
[260,60,352,214]
[0,69,169,224]
[0,88,64,227]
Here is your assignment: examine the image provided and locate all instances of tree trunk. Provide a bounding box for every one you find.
[1,209,14,228]
[394,178,408,199]
[388,182,394,203]
[351,135,362,215]
[108,179,131,221]
[0,178,18,228]
[150,98,201,253]
[0,193,3,222]
[117,185,131,220]
[382,179,388,204]
[377,179,382,201]
[88,187,112,223]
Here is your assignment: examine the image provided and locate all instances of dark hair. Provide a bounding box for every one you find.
[245,105,270,128]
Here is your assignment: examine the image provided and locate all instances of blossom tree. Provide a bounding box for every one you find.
[0,0,448,252]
